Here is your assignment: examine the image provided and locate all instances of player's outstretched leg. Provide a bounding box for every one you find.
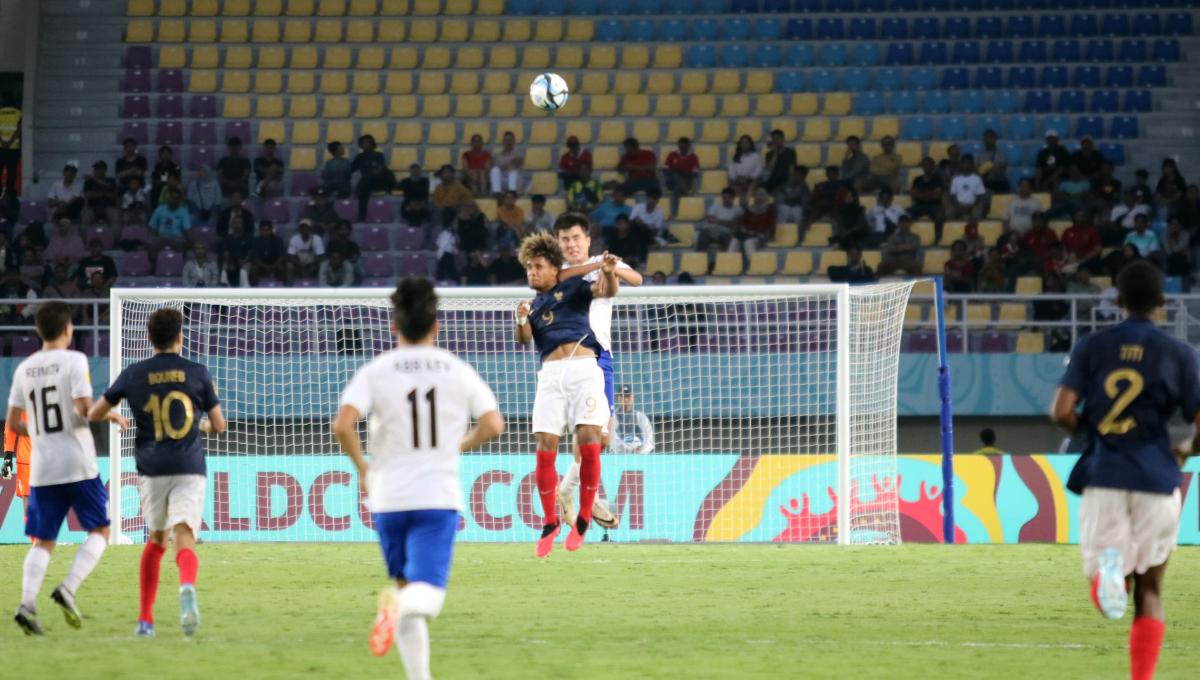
[52,530,108,629]
[174,524,201,636]
[1094,547,1128,620]
[1129,564,1167,680]
[15,542,51,635]
[393,583,445,680]
[137,541,166,636]
[566,440,602,552]
[370,588,398,656]
[535,448,561,558]
[557,456,581,530]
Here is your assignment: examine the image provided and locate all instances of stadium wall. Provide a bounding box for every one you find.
[3,454,1198,546]
[0,0,31,72]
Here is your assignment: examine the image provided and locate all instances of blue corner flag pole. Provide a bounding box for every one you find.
[933,277,956,544]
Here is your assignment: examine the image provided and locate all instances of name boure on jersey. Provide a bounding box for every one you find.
[103,353,219,478]
[529,277,602,361]
[7,349,98,487]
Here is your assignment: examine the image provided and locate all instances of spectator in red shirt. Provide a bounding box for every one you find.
[664,136,699,214]
[618,137,661,196]
[1019,212,1060,271]
[557,136,592,188]
[943,240,976,292]
[735,187,777,257]
[1059,209,1103,274]
[1042,243,1069,276]
[460,134,492,196]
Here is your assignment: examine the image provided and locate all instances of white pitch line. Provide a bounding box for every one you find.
[800,639,1112,651]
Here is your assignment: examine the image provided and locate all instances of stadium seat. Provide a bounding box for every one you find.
[1069,14,1098,38]
[1057,90,1085,113]
[985,40,1014,64]
[1008,67,1035,89]
[975,67,1003,90]
[923,90,950,114]
[901,116,933,140]
[976,16,1002,40]
[1023,90,1052,114]
[1085,39,1115,63]
[1041,66,1069,89]
[911,17,939,40]
[782,251,814,276]
[918,42,948,65]
[1110,116,1139,139]
[1124,90,1151,113]
[1051,39,1081,63]
[890,92,919,115]
[1138,65,1166,88]
[1152,39,1180,62]
[880,17,907,40]
[1076,116,1105,139]
[1016,332,1045,353]
[819,44,848,68]
[1018,40,1047,63]
[1119,39,1148,62]
[910,68,937,91]
[1165,12,1193,37]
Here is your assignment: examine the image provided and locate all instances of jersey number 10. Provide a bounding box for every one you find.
[144,390,195,441]
[406,388,437,449]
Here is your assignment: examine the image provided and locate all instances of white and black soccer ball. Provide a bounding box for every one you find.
[529,72,569,112]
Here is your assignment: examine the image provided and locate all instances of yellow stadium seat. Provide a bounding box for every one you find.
[220,19,249,42]
[964,303,991,324]
[487,96,518,118]
[720,97,751,118]
[323,47,352,69]
[282,19,311,42]
[414,72,444,95]
[862,250,883,270]
[988,193,1011,220]
[360,121,390,144]
[421,95,451,118]
[998,303,1028,326]
[421,48,450,69]
[258,121,288,144]
[256,0,283,15]
[745,71,773,94]
[127,0,153,16]
[698,171,725,194]
[389,147,419,172]
[356,47,386,69]
[782,251,814,276]
[313,19,343,41]
[770,223,799,248]
[255,96,285,118]
[746,252,778,276]
[675,197,706,222]
[922,249,951,274]
[1014,277,1043,295]
[450,73,479,95]
[455,97,485,118]
[444,0,472,13]
[190,20,219,42]
[158,20,187,42]
[1049,220,1070,237]
[668,224,695,247]
[579,72,609,95]
[940,221,966,246]
[226,45,255,66]
[535,19,564,41]
[978,220,1003,245]
[818,250,847,274]
[319,72,348,94]
[710,70,740,95]
[589,95,617,117]
[289,147,318,171]
[613,73,641,95]
[822,93,852,116]
[942,302,960,323]
[734,119,763,143]
[589,46,617,69]
[802,222,832,246]
[254,71,283,94]
[896,142,922,166]
[387,96,418,117]
[160,46,188,69]
[502,20,531,42]
[651,95,681,118]
[645,73,675,96]
[679,252,708,277]
[794,144,822,168]
[927,141,952,161]
[251,19,281,43]
[527,172,557,195]
[378,0,410,14]
[680,72,708,94]
[287,71,316,93]
[789,94,819,116]
[711,253,743,277]
[631,120,660,144]
[489,46,517,69]
[903,304,924,328]
[621,46,650,70]
[161,0,187,15]
[412,0,439,13]
[1016,332,1045,353]
[343,19,374,41]
[386,47,417,70]
[475,198,498,221]
[188,71,217,93]
[912,221,936,246]
[871,117,900,140]
[617,94,648,117]
[752,94,783,118]
[686,95,715,118]
[768,119,798,142]
[440,19,469,42]
[286,0,316,14]
[666,121,696,144]
[551,46,582,70]
[288,95,318,118]
[646,253,675,276]
[561,121,590,145]
[458,47,486,69]
[318,0,347,15]
[802,119,831,142]
[125,20,154,43]
[838,117,866,140]
[566,20,593,41]
[653,45,682,69]
[525,147,552,170]
[223,96,251,118]
[699,121,730,144]
[382,19,411,41]
[860,141,882,158]
[523,46,552,69]
[597,120,626,145]
[288,121,318,144]
[289,46,318,69]
[322,96,352,118]
[393,122,422,145]
[193,0,220,15]
[694,144,719,169]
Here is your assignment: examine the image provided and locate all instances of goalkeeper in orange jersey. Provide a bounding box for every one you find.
[2,411,31,521]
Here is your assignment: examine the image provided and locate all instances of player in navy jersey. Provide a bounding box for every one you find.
[89,307,226,638]
[514,232,618,557]
[1052,261,1200,680]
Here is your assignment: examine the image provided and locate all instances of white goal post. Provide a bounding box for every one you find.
[109,283,914,546]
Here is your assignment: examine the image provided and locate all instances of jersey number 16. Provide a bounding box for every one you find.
[27,386,64,435]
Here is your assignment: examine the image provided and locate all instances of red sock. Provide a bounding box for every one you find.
[1130,616,1165,680]
[176,548,198,587]
[139,542,166,623]
[1089,575,1102,613]
[535,450,559,525]
[577,443,602,524]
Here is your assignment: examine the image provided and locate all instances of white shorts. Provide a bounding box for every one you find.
[1080,486,1181,578]
[531,358,610,437]
[137,474,206,535]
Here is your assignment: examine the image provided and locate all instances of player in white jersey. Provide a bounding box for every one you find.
[8,302,126,635]
[332,279,503,680]
[554,213,643,530]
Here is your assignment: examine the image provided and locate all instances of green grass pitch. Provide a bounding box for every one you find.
[2,543,1198,679]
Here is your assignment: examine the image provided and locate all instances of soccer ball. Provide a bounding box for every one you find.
[529,73,569,112]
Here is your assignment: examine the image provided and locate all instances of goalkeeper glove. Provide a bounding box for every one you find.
[1,452,12,480]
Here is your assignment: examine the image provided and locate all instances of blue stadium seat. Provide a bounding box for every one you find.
[1123,89,1151,112]
[794,0,822,9]
[1023,90,1052,113]
[975,66,1003,89]
[603,0,631,14]
[786,19,814,41]
[923,0,950,9]
[596,20,624,41]
[632,0,661,12]
[817,18,846,40]
[819,44,848,67]
[875,67,906,92]
[975,16,1002,40]
[855,91,885,115]
[1040,66,1068,88]
[1069,14,1099,37]
[888,89,918,112]
[901,116,935,140]
[1008,115,1037,140]
[761,0,791,12]
[1090,89,1119,113]
[826,0,853,9]
[969,114,1004,137]
[940,116,968,140]
[1137,65,1166,87]
[990,89,1019,113]
[1057,90,1085,113]
[509,0,537,12]
[886,43,915,65]
[723,18,752,41]
[924,89,951,113]
[660,19,688,41]
[1099,142,1125,165]
[1105,65,1133,87]
[912,17,940,40]
[957,89,985,113]
[756,18,784,41]
[629,19,657,41]
[1076,115,1105,139]
[1119,39,1148,62]
[960,140,983,158]
[730,0,758,12]
[1165,13,1193,37]
[999,140,1022,165]
[1044,115,1072,138]
[692,19,720,41]
[844,68,872,92]
[944,17,973,40]
[1071,66,1100,88]
[1152,39,1181,62]
[1132,14,1161,36]
[942,67,971,89]
[1164,277,1184,295]
[1048,0,1079,8]
[775,71,806,93]
[1102,15,1130,37]
[810,69,840,92]
[918,42,949,65]
[952,41,981,64]
[849,18,877,40]
[719,45,749,67]
[1038,14,1067,37]
[957,0,985,10]
[685,45,717,68]
[785,44,815,67]
[859,0,889,10]
[1052,40,1081,63]
[911,67,939,90]
[881,17,908,39]
[697,0,724,11]
[566,0,593,12]
[1019,41,1048,63]
[1082,0,1111,10]
[985,41,1014,64]
[1085,39,1115,62]
[1007,66,1036,89]
[753,45,782,67]
[1007,16,1034,37]
[665,0,693,13]
[851,43,882,66]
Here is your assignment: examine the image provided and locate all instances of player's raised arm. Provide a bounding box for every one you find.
[591,252,620,299]
[514,299,533,344]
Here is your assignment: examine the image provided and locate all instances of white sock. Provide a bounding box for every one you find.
[22,546,51,609]
[559,461,581,498]
[61,533,107,595]
[395,615,432,680]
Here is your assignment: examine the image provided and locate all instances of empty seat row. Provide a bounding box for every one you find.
[129,0,502,17]
[774,13,1193,40]
[776,67,1165,95]
[127,16,596,43]
[852,89,1152,116]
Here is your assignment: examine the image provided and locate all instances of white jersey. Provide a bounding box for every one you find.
[339,346,498,513]
[568,255,633,352]
[7,349,98,487]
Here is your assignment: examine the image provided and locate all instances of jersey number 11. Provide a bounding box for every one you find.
[406,388,437,449]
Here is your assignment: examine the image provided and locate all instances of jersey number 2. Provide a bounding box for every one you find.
[144,391,195,441]
[1097,368,1144,436]
[27,386,64,435]
[406,388,438,449]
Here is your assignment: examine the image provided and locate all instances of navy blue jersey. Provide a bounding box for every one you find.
[103,353,219,477]
[1060,318,1200,494]
[528,277,602,362]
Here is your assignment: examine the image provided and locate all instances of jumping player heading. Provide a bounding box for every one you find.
[515,231,618,557]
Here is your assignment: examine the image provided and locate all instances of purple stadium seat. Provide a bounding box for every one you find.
[398,253,429,277]
[85,225,115,249]
[362,253,395,278]
[190,121,217,146]
[156,95,183,119]
[261,199,291,224]
[394,227,425,251]
[359,226,390,251]
[364,198,394,224]
[18,200,47,223]
[224,121,251,145]
[11,334,40,357]
[121,250,153,277]
[187,146,215,171]
[289,172,319,196]
[122,96,151,119]
[155,250,184,277]
[190,225,218,247]
[333,199,358,222]
[155,122,183,146]
[123,69,151,93]
[294,278,319,287]
[190,95,218,119]
[946,330,965,354]
[123,46,153,69]
[156,70,184,93]
[120,224,149,243]
[906,331,938,353]
[976,331,1012,353]
[120,122,149,146]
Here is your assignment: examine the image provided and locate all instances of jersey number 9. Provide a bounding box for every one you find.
[144,390,195,441]
[1097,368,1143,436]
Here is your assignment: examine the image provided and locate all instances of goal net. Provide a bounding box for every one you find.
[109,283,914,545]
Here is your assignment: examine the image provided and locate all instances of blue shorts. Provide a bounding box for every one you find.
[597,350,614,415]
[26,477,110,541]
[374,509,458,588]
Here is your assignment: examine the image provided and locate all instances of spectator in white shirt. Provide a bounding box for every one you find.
[865,189,908,248]
[727,135,763,200]
[182,242,220,287]
[610,385,655,454]
[1110,189,1151,230]
[434,226,458,282]
[696,187,743,252]
[522,194,555,234]
[318,250,355,287]
[48,164,85,221]
[945,155,988,221]
[629,190,668,246]
[1004,178,1043,234]
[287,219,325,280]
[488,130,524,195]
